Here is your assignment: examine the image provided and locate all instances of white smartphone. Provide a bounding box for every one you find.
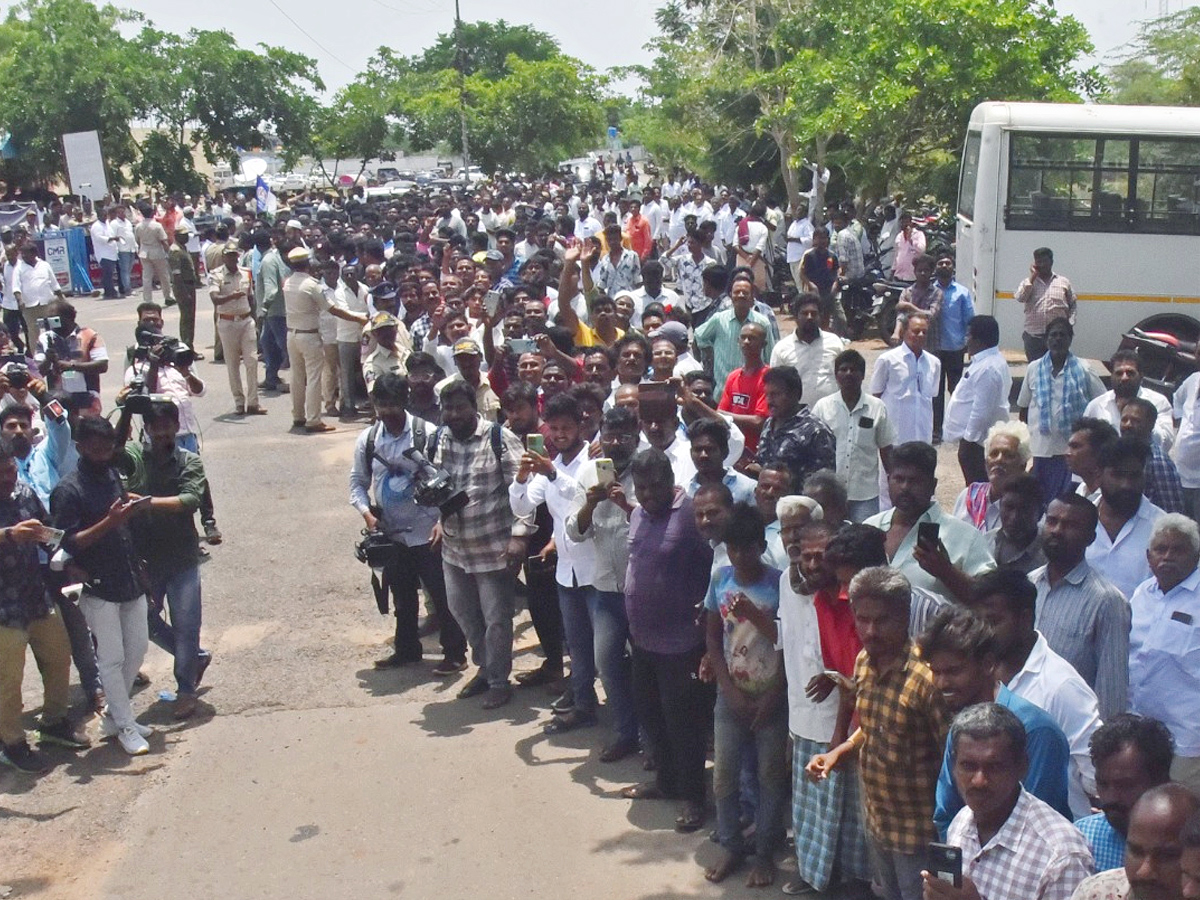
[35,525,65,550]
[594,458,615,487]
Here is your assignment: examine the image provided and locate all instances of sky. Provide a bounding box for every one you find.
[116,0,1171,96]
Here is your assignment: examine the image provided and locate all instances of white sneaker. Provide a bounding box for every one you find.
[99,715,152,740]
[117,726,150,756]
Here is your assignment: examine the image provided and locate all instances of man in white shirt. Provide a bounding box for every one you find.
[869,311,941,469]
[134,203,173,304]
[785,207,814,290]
[973,568,1102,818]
[943,315,1013,486]
[108,204,136,298]
[1083,349,1174,452]
[90,208,121,299]
[11,243,64,343]
[573,203,602,241]
[771,292,844,409]
[1086,437,1164,599]
[813,348,896,522]
[1172,369,1200,520]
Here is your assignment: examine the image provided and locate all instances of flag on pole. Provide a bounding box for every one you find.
[255,176,277,216]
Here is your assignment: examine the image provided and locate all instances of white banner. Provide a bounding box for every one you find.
[43,233,70,288]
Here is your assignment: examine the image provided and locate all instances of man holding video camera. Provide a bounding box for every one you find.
[349,372,467,674]
[122,302,222,545]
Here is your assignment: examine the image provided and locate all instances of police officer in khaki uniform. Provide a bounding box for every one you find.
[282,247,366,433]
[208,242,263,416]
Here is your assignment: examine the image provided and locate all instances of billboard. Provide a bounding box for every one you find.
[61,130,109,201]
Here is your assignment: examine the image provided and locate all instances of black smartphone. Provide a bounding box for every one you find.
[917,521,941,552]
[928,842,962,888]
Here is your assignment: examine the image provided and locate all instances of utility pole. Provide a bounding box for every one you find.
[455,0,470,170]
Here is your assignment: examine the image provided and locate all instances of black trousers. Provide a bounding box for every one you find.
[524,559,564,669]
[934,348,965,435]
[387,542,466,662]
[632,642,710,805]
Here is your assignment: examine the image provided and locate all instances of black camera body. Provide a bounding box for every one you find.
[403,446,469,515]
[121,373,172,416]
[355,529,399,568]
[1,359,30,389]
[133,329,197,369]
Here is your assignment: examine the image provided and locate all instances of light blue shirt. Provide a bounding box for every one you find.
[15,414,72,507]
[936,279,975,351]
[1074,812,1125,872]
[1085,496,1164,599]
[1129,566,1200,756]
[686,469,756,505]
[864,503,996,602]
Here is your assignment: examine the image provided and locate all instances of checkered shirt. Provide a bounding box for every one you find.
[434,417,533,574]
[1016,274,1076,337]
[1074,812,1125,873]
[948,789,1095,900]
[1145,437,1187,515]
[853,641,949,853]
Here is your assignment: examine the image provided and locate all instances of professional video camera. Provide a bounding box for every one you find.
[0,357,30,389]
[132,326,197,369]
[402,445,469,516]
[120,373,172,416]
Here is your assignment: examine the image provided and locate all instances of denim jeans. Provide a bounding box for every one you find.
[146,566,203,696]
[99,257,119,297]
[558,583,598,711]
[337,340,367,413]
[118,251,135,296]
[713,690,789,858]
[261,315,289,387]
[867,837,927,900]
[443,562,515,688]
[590,590,637,742]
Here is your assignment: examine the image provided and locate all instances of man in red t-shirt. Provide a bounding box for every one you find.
[718,321,770,455]
[624,198,654,261]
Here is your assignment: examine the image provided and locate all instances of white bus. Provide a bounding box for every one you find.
[956,101,1200,360]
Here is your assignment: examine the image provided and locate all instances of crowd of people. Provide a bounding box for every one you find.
[3,170,1200,900]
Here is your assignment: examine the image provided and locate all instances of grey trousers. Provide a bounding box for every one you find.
[442,561,515,688]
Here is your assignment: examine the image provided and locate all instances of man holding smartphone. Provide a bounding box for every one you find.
[925,703,1093,900]
[0,435,90,774]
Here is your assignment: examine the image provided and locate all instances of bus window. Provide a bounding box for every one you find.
[958,131,982,221]
[1007,134,1097,227]
[1133,138,1200,235]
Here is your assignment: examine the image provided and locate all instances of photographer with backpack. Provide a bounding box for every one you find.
[350,373,466,676]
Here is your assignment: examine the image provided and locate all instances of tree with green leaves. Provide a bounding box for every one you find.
[312,81,398,189]
[626,0,1098,208]
[0,0,147,187]
[133,28,322,193]
[1107,7,1200,106]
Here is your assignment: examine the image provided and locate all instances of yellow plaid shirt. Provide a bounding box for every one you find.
[853,641,949,853]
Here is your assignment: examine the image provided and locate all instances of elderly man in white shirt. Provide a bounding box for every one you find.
[1083,348,1174,451]
[1128,513,1200,792]
[1173,369,1200,520]
[771,292,844,409]
[943,315,1013,487]
[1086,436,1165,599]
[11,243,64,344]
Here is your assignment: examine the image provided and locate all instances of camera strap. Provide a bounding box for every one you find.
[362,417,433,480]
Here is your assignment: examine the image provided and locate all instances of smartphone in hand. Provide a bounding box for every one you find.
[526,433,546,456]
[928,842,962,888]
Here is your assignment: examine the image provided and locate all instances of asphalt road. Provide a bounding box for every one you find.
[0,292,981,900]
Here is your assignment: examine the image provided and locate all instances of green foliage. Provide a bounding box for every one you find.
[131,131,206,196]
[136,28,323,172]
[1106,7,1200,105]
[364,25,606,174]
[312,81,397,188]
[630,0,1098,205]
[411,20,559,79]
[0,0,146,186]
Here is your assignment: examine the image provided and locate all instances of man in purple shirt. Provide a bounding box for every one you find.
[620,448,714,834]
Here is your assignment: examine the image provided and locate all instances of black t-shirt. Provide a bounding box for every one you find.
[50,466,141,603]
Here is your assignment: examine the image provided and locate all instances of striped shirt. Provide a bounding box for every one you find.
[854,641,949,853]
[1074,812,1125,873]
[1016,273,1077,337]
[1031,560,1130,722]
[434,417,533,574]
[948,788,1094,900]
[694,307,777,399]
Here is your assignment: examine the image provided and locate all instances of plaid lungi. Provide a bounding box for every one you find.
[792,735,872,891]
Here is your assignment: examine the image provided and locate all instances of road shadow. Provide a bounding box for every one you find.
[412,694,540,739]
